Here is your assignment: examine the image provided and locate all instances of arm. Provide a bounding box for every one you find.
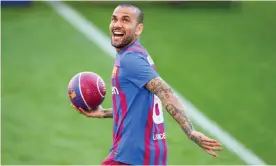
[145,77,195,137]
[146,77,222,157]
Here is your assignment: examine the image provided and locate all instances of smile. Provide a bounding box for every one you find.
[113,30,125,38]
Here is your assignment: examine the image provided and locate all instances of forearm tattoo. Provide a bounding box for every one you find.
[146,77,195,137]
[102,108,113,118]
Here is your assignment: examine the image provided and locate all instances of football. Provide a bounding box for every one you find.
[68,72,106,111]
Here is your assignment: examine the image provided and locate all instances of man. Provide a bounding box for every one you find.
[73,4,222,165]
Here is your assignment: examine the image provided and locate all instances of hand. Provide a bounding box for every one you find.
[71,104,105,118]
[189,131,223,158]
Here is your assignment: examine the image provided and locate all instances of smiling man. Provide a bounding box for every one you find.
[73,3,222,165]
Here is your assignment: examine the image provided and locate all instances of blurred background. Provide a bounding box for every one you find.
[1,0,276,165]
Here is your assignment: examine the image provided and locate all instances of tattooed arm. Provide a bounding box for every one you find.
[146,77,195,136]
[146,77,222,157]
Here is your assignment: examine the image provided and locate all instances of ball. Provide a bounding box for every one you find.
[68,72,106,111]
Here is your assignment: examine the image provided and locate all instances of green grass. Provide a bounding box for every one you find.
[2,3,112,164]
[2,1,276,165]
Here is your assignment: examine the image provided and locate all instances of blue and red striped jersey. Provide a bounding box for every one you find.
[108,40,168,165]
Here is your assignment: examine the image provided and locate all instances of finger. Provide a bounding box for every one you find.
[212,146,223,151]
[78,107,90,115]
[201,145,212,150]
[213,142,222,146]
[204,148,219,158]
[201,141,222,147]
[204,145,223,151]
[78,107,86,112]
[201,142,223,151]
[201,137,220,144]
[79,107,96,117]
[201,145,221,151]
[71,104,82,113]
[71,103,77,109]
[200,136,216,142]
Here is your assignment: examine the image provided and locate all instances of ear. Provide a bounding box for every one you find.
[135,23,143,36]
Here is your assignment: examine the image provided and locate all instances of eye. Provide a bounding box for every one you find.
[123,18,129,23]
[111,17,117,22]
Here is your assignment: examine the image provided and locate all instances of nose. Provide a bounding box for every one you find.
[113,20,123,28]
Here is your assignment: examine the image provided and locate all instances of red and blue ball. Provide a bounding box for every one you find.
[68,72,106,111]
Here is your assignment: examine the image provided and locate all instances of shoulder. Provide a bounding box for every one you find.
[120,51,149,68]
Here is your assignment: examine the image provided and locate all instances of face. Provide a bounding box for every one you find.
[109,6,143,49]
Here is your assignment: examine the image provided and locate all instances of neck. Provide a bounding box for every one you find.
[116,39,138,53]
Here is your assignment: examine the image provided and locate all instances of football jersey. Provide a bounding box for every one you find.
[107,40,168,165]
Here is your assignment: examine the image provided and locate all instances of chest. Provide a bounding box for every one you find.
[110,54,156,88]
[111,54,125,86]
[111,64,127,90]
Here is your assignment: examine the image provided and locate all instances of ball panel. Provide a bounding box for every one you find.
[80,72,105,109]
[97,75,106,97]
[96,75,106,106]
[68,73,90,110]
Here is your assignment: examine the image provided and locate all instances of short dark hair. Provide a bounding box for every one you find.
[117,4,144,24]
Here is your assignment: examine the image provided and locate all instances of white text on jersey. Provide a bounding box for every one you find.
[112,86,119,95]
[153,132,166,140]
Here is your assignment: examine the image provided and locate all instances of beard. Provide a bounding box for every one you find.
[111,33,135,49]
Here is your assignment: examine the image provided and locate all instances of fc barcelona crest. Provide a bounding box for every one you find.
[112,67,118,78]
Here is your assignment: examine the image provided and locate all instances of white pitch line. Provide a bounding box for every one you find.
[46,1,266,165]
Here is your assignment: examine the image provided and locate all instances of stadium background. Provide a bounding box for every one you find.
[1,1,276,165]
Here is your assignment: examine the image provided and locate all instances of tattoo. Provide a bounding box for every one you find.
[102,108,113,118]
[146,77,195,137]
[190,134,203,146]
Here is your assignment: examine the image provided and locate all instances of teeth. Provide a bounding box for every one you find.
[114,31,123,35]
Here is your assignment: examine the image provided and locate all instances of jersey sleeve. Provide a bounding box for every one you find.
[121,52,159,89]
